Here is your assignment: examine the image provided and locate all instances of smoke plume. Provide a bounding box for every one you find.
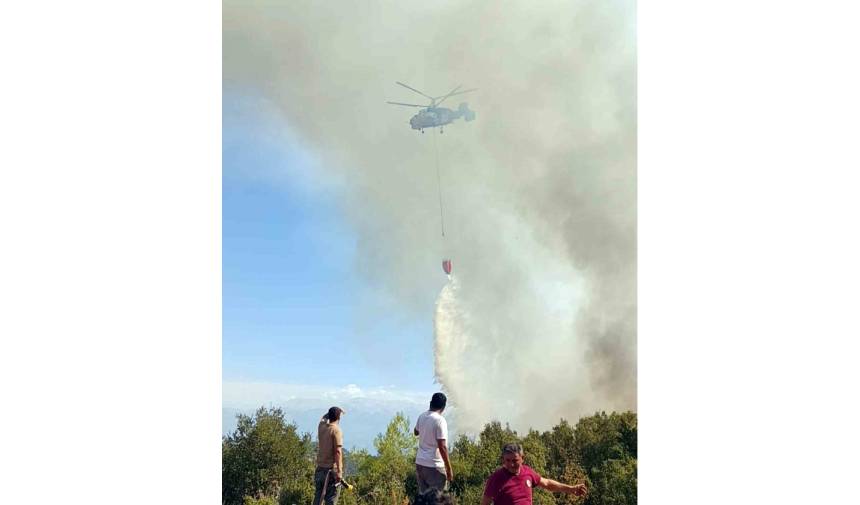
[224,0,636,434]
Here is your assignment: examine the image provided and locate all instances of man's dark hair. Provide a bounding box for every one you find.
[501,443,524,456]
[429,392,447,411]
[413,489,456,505]
[323,406,344,422]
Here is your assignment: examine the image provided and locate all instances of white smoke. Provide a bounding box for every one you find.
[225,0,637,433]
[434,244,595,434]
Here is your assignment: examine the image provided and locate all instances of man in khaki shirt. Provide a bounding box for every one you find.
[313,406,345,505]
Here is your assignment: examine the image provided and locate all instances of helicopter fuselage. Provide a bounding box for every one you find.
[409,103,475,132]
[410,107,457,130]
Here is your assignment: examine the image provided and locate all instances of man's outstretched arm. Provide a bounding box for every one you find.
[537,478,587,496]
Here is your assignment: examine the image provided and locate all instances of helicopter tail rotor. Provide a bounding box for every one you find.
[458,102,476,121]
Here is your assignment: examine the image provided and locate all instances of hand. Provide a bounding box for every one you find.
[571,483,587,497]
[446,468,454,482]
[335,469,343,481]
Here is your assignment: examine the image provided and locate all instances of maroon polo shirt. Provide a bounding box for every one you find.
[482,464,543,505]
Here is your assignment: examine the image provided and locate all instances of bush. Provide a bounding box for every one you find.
[243,496,277,505]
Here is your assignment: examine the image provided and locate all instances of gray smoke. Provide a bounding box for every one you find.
[224,0,636,433]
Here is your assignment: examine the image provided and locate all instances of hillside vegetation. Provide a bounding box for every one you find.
[223,407,637,505]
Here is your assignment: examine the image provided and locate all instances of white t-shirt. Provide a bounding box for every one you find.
[414,410,448,468]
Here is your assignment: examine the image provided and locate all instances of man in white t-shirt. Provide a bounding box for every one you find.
[414,392,453,494]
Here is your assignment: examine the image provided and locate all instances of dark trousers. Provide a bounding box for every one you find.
[313,467,340,505]
[416,464,448,494]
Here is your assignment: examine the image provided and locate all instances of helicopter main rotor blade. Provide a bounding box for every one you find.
[445,87,478,97]
[396,81,435,101]
[433,85,462,108]
[387,101,426,108]
[435,87,478,106]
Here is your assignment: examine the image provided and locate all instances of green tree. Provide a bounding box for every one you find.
[573,412,634,474]
[222,407,314,505]
[351,412,416,505]
[449,434,483,495]
[521,428,549,476]
[542,419,577,478]
[573,411,637,505]
[588,458,636,505]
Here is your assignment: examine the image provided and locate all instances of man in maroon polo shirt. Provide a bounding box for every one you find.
[481,443,587,505]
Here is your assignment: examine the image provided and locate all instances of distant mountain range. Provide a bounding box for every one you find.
[222,395,433,451]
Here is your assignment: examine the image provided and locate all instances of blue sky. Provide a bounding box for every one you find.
[223,93,437,399]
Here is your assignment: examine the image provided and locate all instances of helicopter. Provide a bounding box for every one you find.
[387,82,477,133]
